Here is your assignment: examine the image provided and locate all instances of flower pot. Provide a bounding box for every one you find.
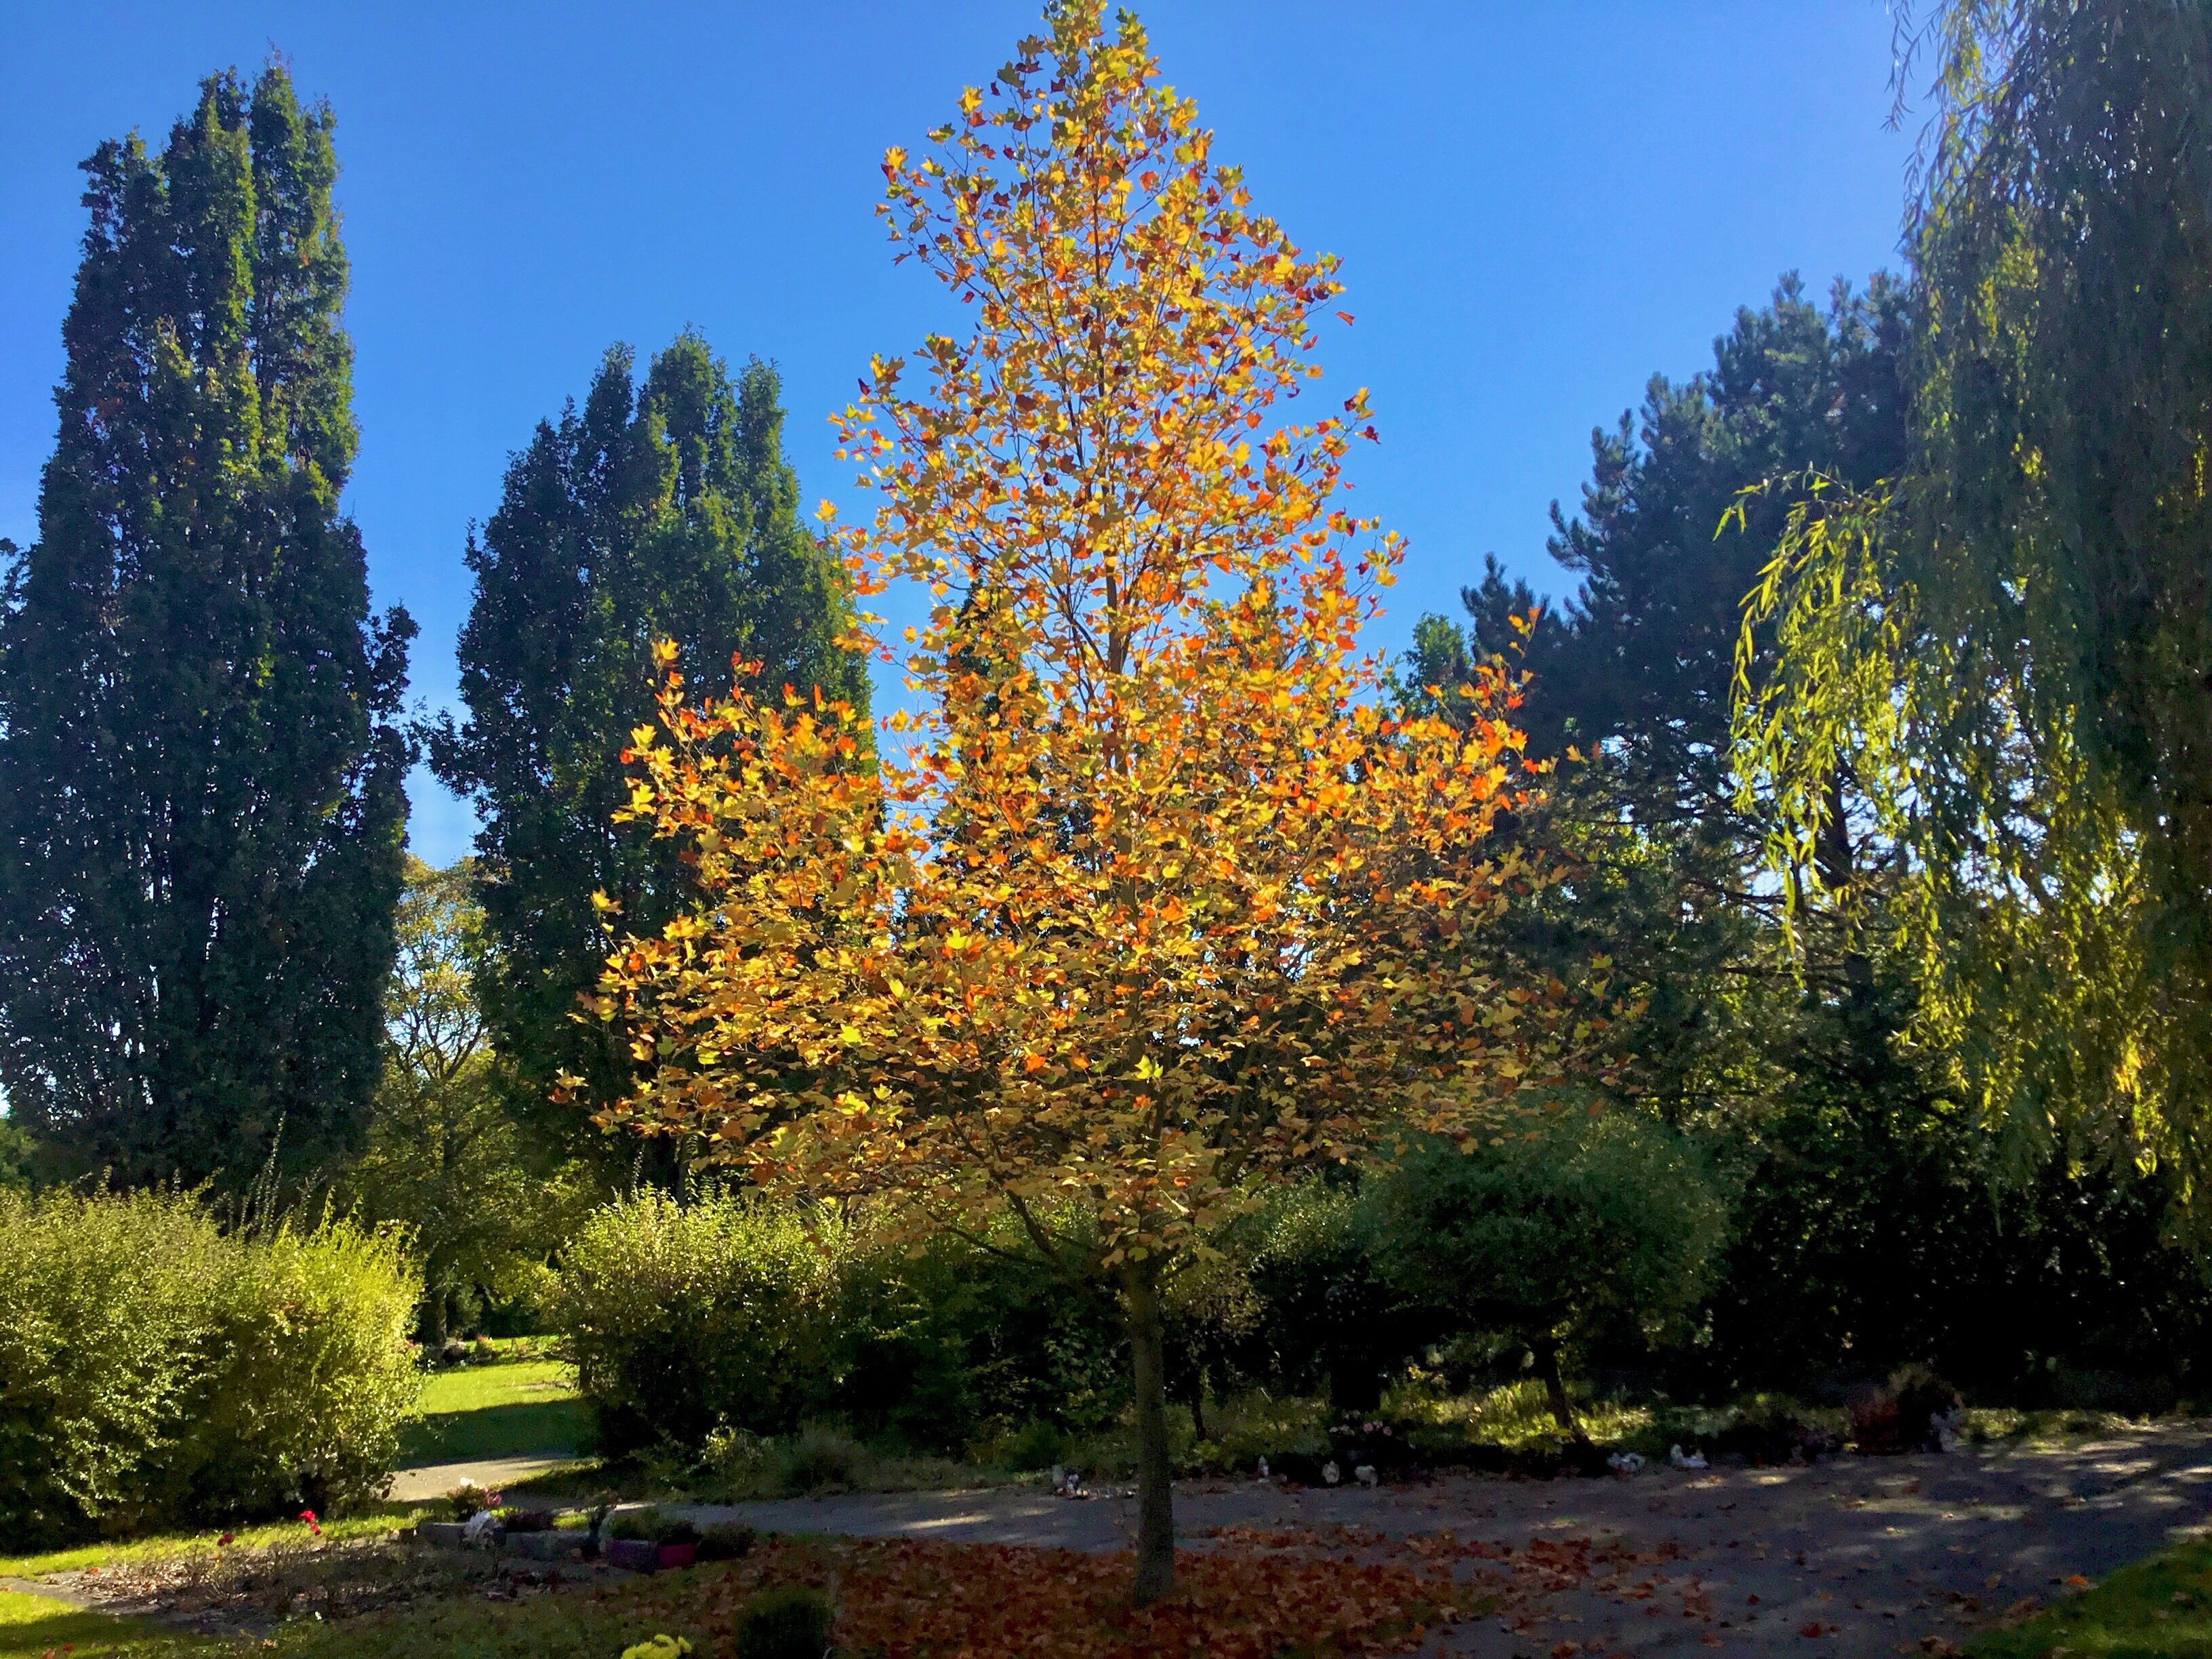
[657,1542,697,1570]
[605,1537,660,1572]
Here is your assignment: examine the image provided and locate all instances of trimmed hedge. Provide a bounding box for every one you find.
[0,1190,419,1544]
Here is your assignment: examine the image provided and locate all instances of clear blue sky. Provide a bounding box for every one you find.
[1,2,1915,866]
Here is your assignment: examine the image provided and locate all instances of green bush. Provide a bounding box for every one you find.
[555,1190,844,1455]
[770,1426,865,1495]
[1370,1107,1725,1434]
[558,1190,1127,1462]
[735,1585,836,1659]
[834,1216,1126,1452]
[0,1189,419,1544]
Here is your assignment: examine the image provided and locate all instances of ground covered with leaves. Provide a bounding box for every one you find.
[281,1536,1459,1659]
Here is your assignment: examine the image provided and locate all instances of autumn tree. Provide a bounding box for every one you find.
[594,2,1587,1601]
[0,65,413,1187]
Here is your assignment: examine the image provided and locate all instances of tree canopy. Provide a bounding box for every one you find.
[430,335,868,1155]
[1737,0,2212,1195]
[0,63,412,1188]
[592,0,1594,1599]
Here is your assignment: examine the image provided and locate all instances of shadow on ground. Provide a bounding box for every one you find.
[397,1395,590,1465]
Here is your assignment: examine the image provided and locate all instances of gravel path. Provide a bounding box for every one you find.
[657,1422,2212,1658]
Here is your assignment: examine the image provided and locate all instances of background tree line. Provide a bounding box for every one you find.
[3,0,2210,1426]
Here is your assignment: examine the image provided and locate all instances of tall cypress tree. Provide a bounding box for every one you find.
[0,66,413,1188]
[430,334,868,1152]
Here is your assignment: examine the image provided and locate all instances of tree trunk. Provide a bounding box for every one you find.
[1187,1366,1209,1446]
[1123,1264,1176,1605]
[1532,1338,1586,1444]
[424,1284,449,1348]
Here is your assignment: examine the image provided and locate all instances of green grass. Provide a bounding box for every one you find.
[0,1591,226,1659]
[276,1580,708,1659]
[1973,1540,2212,1658]
[0,1511,421,1581]
[1962,1406,2146,1446]
[0,1572,717,1659]
[398,1358,588,1465]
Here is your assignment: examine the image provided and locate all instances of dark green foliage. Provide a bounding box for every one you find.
[1404,276,1913,1123]
[1544,272,1910,776]
[0,1189,419,1546]
[836,1224,1127,1454]
[0,1117,32,1193]
[1227,1179,1410,1416]
[1370,1112,1723,1433]
[734,1585,836,1659]
[554,1191,1128,1461]
[0,64,413,1189]
[697,1520,756,1561]
[430,337,869,1153]
[1394,269,2212,1406]
[1698,984,1989,1390]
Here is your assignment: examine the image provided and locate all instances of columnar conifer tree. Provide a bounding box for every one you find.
[0,65,413,1187]
[431,336,868,1151]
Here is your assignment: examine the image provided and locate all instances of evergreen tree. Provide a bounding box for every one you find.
[0,65,413,1189]
[1403,280,1999,1390]
[1407,275,1914,1114]
[430,335,869,1151]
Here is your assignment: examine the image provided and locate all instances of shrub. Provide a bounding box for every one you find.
[735,1585,836,1659]
[1233,1179,1414,1414]
[1370,1108,1725,1437]
[1850,1364,1963,1454]
[186,1216,424,1517]
[0,1189,418,1544]
[554,1191,844,1456]
[771,1427,865,1496]
[606,1507,663,1542]
[834,1215,1126,1453]
[557,1191,1126,1462]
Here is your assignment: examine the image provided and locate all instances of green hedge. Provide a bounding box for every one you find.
[0,1190,419,1545]
[556,1191,1128,1459]
[556,1191,844,1456]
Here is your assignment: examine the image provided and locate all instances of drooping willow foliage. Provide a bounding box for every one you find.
[1735,0,2212,1199]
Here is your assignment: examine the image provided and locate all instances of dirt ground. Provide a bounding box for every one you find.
[661,1420,2212,1658]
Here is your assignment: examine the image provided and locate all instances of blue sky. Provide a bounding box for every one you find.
[1,3,1916,865]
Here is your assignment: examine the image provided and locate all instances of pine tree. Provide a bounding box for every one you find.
[0,65,414,1187]
[430,334,869,1150]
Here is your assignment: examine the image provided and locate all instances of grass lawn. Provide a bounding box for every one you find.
[0,1591,226,1659]
[398,1357,588,1465]
[1974,1540,2212,1658]
[0,1511,419,1581]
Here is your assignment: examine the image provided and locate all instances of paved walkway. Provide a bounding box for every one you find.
[388,1454,581,1504]
[656,1422,2212,1658]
